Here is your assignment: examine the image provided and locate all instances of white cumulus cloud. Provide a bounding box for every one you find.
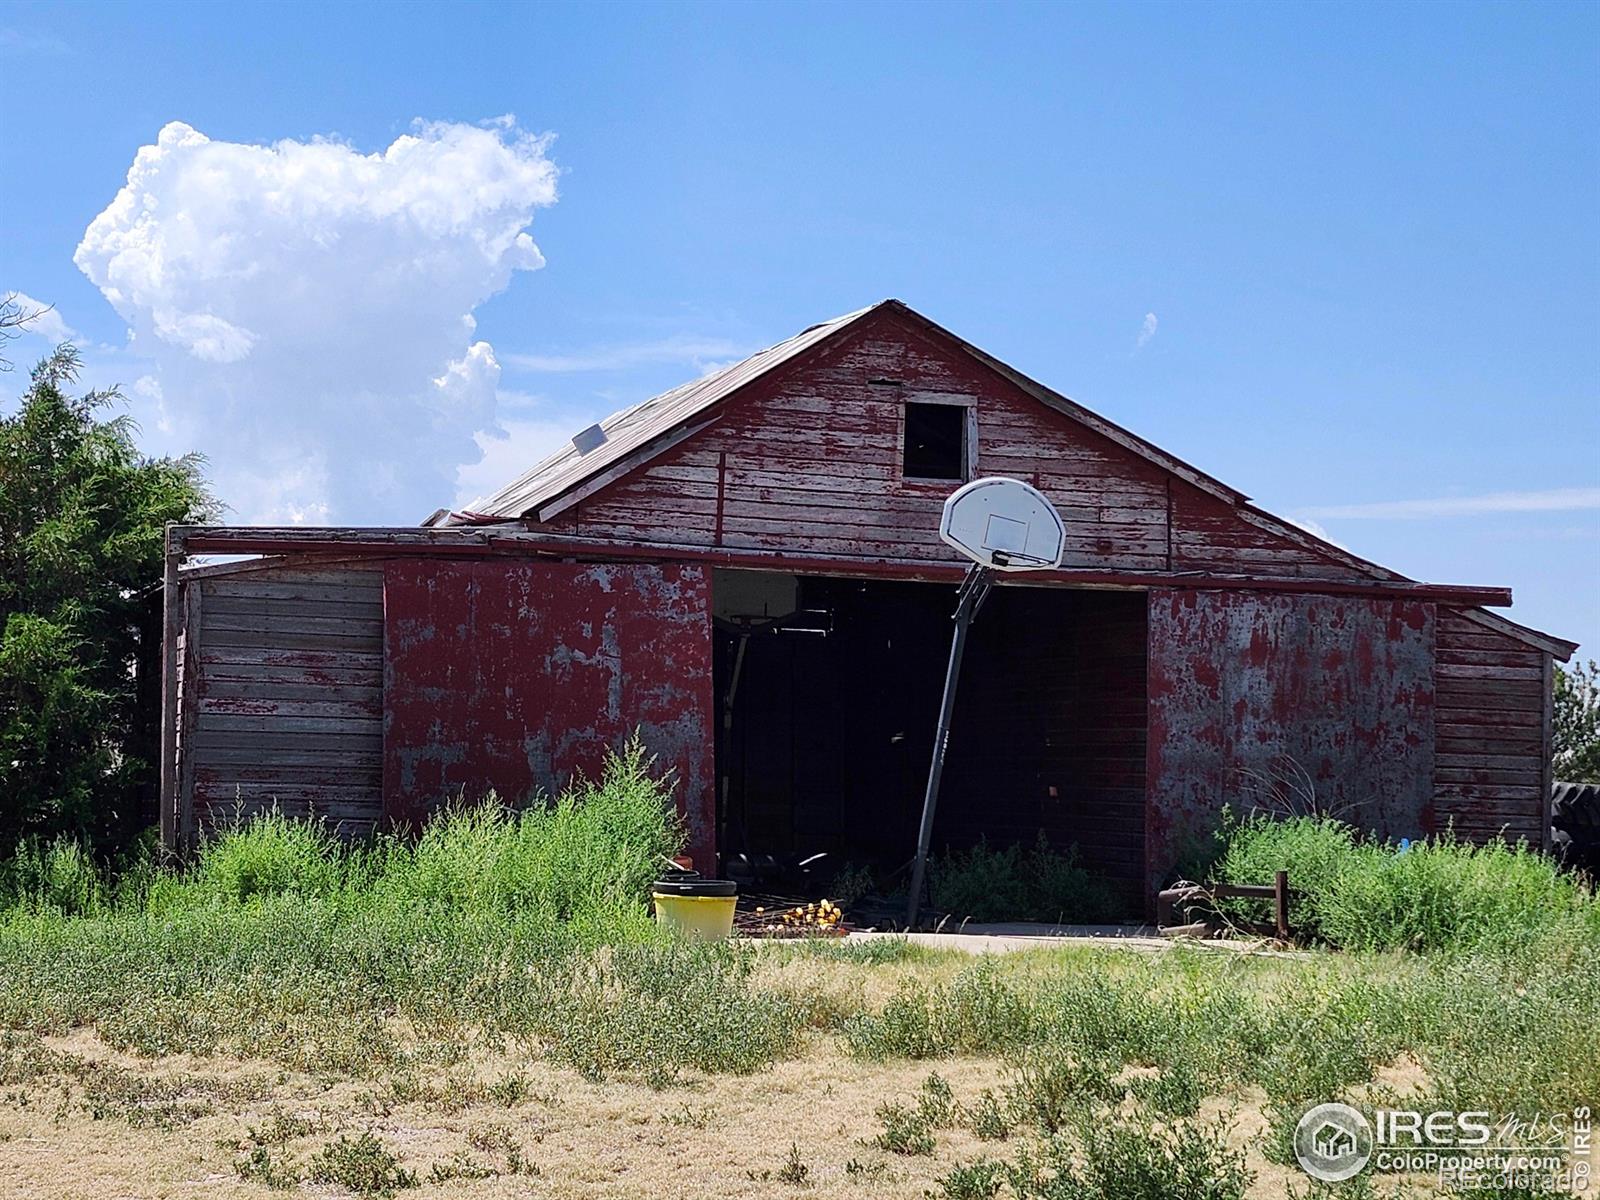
[73,118,558,524]
[454,416,577,512]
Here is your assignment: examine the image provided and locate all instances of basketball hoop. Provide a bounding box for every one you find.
[906,478,1066,928]
[938,476,1066,571]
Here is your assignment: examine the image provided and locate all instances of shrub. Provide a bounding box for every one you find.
[999,1114,1253,1200]
[1215,815,1596,952]
[930,832,1118,923]
[933,1159,1004,1200]
[376,739,682,927]
[0,837,102,914]
[1212,815,1354,940]
[541,943,802,1085]
[1318,835,1588,953]
[968,1089,1012,1141]
[873,1100,935,1155]
[842,961,1030,1059]
[309,1131,417,1197]
[193,811,344,905]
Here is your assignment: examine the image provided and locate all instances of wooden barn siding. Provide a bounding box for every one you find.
[178,563,385,839]
[1433,608,1550,846]
[1146,590,1437,894]
[534,309,1365,583]
[381,560,717,868]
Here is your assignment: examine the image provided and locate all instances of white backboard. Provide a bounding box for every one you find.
[938,477,1066,572]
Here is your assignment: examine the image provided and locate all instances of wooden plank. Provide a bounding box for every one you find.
[1435,663,1546,682]
[1455,606,1577,661]
[194,782,380,805]
[202,593,381,619]
[1435,679,1544,701]
[198,646,380,670]
[203,626,382,653]
[1434,784,1543,801]
[1436,766,1543,786]
[204,577,384,602]
[193,800,377,825]
[1438,733,1544,757]
[194,726,383,748]
[176,582,203,850]
[198,712,382,734]
[198,665,381,689]
[194,771,377,790]
[204,612,383,636]
[198,696,381,720]
[159,543,181,852]
[194,743,383,766]
[202,679,382,703]
[181,556,385,584]
[1540,655,1554,851]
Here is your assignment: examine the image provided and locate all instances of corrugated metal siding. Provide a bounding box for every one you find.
[180,563,385,838]
[1433,607,1549,844]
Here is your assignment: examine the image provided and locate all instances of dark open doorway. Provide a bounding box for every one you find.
[711,570,1148,915]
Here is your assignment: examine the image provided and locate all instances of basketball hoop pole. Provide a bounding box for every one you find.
[906,561,995,929]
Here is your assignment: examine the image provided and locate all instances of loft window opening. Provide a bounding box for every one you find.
[902,401,968,481]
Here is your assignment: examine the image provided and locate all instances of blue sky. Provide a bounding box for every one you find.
[2,1,1596,654]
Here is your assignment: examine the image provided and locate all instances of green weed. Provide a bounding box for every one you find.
[930,832,1118,923]
[932,1158,1004,1199]
[873,1100,935,1155]
[309,1131,417,1197]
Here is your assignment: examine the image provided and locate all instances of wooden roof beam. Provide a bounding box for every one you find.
[171,525,1514,608]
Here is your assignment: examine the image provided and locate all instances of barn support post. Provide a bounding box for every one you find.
[1541,655,1555,853]
[906,563,994,929]
[176,580,203,851]
[157,525,184,854]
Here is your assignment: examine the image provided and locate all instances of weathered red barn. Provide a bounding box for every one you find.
[160,300,1577,909]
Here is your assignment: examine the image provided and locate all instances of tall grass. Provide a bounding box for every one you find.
[2,755,1595,1113]
[0,836,104,915]
[0,742,720,1079]
[79,738,688,932]
[1214,814,1597,952]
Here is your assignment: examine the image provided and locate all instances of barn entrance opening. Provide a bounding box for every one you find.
[711,569,1148,917]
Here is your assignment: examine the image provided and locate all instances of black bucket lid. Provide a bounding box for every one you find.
[653,873,737,897]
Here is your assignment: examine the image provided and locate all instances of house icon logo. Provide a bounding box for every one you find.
[1294,1103,1372,1182]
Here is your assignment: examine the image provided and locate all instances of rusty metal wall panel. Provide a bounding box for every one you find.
[1146,590,1436,891]
[382,560,716,866]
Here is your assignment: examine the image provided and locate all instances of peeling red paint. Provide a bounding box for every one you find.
[1146,590,1436,893]
[381,560,716,866]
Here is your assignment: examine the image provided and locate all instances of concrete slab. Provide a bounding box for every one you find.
[837,923,1295,956]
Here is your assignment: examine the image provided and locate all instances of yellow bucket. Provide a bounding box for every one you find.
[652,875,738,941]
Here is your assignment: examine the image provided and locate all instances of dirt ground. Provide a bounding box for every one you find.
[0,1027,1360,1200]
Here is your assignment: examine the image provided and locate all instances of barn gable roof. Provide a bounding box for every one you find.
[445,299,1575,660]
[459,304,881,524]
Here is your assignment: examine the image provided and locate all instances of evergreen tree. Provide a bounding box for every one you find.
[0,345,213,851]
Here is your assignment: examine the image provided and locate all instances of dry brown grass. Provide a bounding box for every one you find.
[0,1029,1015,1199]
[0,1025,1460,1200]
